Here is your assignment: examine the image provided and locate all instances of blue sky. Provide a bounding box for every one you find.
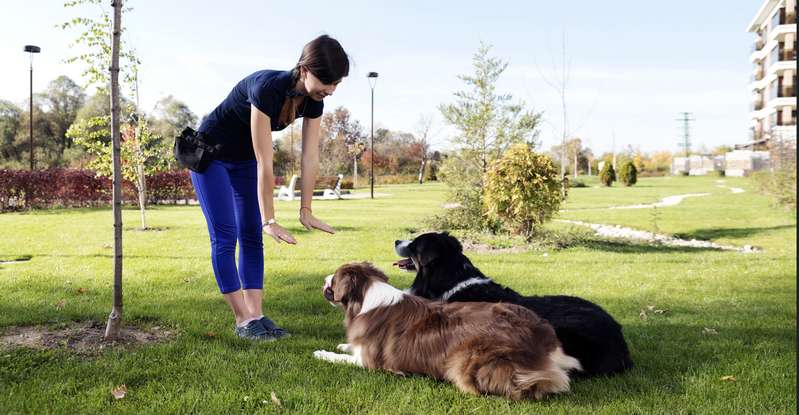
[1,1,761,154]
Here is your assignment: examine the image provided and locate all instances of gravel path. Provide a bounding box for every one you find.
[608,193,712,210]
[557,219,760,253]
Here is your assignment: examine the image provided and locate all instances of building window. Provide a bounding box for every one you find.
[769,112,778,129]
[769,45,779,66]
[770,7,785,32]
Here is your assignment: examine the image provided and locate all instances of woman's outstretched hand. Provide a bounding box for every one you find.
[263,222,297,244]
[299,208,336,234]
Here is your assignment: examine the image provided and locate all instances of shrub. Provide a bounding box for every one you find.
[433,155,494,232]
[146,170,194,204]
[618,161,638,186]
[750,167,796,209]
[483,144,563,239]
[599,162,616,186]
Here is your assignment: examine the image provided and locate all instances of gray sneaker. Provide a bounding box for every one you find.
[259,316,291,339]
[234,319,275,341]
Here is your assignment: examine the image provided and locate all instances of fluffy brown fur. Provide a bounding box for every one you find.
[318,262,580,400]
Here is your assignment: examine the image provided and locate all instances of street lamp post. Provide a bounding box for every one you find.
[24,45,41,171]
[367,72,378,199]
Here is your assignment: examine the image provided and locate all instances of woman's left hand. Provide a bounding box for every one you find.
[299,208,336,234]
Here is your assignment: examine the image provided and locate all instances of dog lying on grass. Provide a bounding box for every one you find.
[313,262,581,400]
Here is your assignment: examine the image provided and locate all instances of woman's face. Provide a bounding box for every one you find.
[301,68,342,101]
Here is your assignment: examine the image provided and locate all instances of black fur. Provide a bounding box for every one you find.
[395,232,633,377]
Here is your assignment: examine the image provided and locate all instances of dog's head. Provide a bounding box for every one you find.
[394,232,463,272]
[394,232,480,299]
[323,262,389,314]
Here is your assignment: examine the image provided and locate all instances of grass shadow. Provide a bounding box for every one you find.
[573,239,726,254]
[674,225,795,241]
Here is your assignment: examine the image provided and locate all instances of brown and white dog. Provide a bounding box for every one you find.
[313,262,581,400]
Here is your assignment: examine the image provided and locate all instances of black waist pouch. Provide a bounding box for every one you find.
[174,127,222,173]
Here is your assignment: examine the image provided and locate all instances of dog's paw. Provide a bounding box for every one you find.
[336,343,352,353]
[313,350,332,360]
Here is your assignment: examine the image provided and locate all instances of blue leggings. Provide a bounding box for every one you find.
[191,159,263,294]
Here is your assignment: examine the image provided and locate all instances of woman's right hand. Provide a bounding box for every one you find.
[263,222,297,244]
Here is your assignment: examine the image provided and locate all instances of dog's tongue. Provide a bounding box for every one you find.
[393,258,415,271]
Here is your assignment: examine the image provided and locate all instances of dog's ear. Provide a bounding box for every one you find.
[442,232,463,253]
[332,267,356,304]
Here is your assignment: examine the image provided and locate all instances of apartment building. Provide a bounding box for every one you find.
[747,0,797,149]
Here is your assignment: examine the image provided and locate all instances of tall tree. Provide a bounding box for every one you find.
[107,0,123,340]
[437,43,542,231]
[38,76,85,152]
[63,1,162,230]
[414,114,434,184]
[0,100,22,162]
[320,107,367,178]
[13,100,60,168]
[439,43,541,174]
[151,95,197,141]
[61,0,132,339]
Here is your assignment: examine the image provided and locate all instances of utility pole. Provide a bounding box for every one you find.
[676,112,694,174]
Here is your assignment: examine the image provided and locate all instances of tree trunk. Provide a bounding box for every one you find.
[418,158,426,184]
[573,150,578,177]
[137,163,147,230]
[353,156,358,188]
[105,0,123,341]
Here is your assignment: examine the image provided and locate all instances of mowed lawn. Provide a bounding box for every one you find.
[0,176,795,414]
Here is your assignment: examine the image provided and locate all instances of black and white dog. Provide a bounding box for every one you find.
[394,232,633,377]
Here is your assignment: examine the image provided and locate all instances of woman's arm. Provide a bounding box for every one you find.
[299,116,335,234]
[250,104,296,244]
[299,116,321,210]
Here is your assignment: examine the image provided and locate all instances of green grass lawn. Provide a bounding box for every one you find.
[0,177,795,414]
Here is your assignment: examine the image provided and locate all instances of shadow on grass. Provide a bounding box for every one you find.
[553,321,796,405]
[674,225,795,241]
[573,239,725,254]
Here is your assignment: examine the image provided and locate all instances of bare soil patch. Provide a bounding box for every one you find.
[0,320,176,355]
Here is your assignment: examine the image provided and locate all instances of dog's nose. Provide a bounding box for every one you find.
[395,240,401,246]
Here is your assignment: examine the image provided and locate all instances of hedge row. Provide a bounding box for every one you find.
[0,169,355,211]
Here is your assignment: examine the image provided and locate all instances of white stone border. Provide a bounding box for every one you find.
[557,219,760,253]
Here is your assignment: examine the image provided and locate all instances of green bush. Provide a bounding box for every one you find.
[483,144,563,239]
[432,155,494,232]
[750,167,797,209]
[599,162,616,187]
[618,160,638,186]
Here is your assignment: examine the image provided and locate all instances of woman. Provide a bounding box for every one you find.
[192,35,348,341]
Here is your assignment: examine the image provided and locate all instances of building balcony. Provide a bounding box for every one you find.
[779,48,797,61]
[751,100,765,111]
[752,38,766,52]
[779,86,796,98]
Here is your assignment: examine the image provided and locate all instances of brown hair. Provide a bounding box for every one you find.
[279,35,350,126]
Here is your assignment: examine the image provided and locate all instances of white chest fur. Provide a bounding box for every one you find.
[359,281,405,315]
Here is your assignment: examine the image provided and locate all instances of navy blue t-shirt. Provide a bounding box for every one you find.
[199,69,324,161]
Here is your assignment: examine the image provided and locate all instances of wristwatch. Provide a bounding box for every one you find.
[263,218,276,228]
